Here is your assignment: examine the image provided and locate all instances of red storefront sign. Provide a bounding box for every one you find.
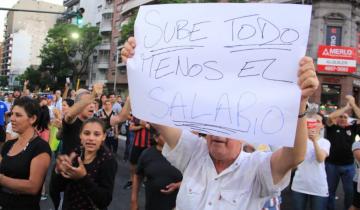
[358,33,360,63]
[317,45,357,73]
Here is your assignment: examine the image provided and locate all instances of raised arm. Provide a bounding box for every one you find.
[312,139,328,163]
[64,84,103,123]
[271,56,319,185]
[62,82,70,99]
[110,96,131,126]
[326,103,351,126]
[64,93,94,123]
[346,95,360,124]
[22,80,29,96]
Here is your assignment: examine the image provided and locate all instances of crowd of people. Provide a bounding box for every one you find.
[0,35,358,210]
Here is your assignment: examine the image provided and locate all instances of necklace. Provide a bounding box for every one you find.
[7,131,38,156]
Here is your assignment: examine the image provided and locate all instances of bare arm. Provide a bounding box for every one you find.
[151,124,182,149]
[312,140,328,163]
[110,97,131,126]
[130,174,142,210]
[22,80,29,96]
[271,57,319,185]
[129,123,143,131]
[62,83,69,99]
[0,153,51,195]
[64,93,94,123]
[354,149,360,162]
[346,95,360,124]
[327,104,350,126]
[271,100,307,184]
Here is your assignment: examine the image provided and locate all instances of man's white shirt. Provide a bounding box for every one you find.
[162,131,290,210]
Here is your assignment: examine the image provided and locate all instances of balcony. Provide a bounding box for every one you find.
[64,0,80,7]
[102,5,114,15]
[100,22,112,33]
[97,62,110,69]
[121,0,156,15]
[98,42,111,51]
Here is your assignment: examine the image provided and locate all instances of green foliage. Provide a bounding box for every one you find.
[15,66,41,90]
[39,23,101,90]
[119,12,137,45]
[0,76,8,87]
[158,0,187,3]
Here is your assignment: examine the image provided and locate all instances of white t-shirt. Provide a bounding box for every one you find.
[352,141,360,182]
[291,138,331,197]
[162,131,290,210]
[6,122,18,139]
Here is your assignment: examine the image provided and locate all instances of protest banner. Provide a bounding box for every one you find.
[127,3,312,147]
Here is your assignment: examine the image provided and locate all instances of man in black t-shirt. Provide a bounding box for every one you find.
[50,84,103,209]
[325,95,360,210]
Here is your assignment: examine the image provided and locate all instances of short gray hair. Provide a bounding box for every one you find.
[75,89,90,103]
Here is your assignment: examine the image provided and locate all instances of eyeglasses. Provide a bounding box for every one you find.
[198,133,207,137]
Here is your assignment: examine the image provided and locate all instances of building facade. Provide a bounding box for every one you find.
[62,0,115,88]
[245,0,360,111]
[1,0,64,87]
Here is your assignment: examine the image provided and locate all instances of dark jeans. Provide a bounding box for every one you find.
[325,162,355,210]
[105,136,118,153]
[124,131,134,161]
[292,191,327,210]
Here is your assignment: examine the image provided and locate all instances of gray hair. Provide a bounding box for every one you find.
[75,89,90,103]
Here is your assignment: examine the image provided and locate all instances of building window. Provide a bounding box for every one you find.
[326,26,342,46]
[324,13,345,46]
[321,84,341,107]
[97,5,102,12]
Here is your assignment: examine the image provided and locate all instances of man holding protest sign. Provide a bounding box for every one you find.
[120,34,319,209]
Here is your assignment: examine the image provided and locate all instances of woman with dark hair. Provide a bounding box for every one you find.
[62,99,74,115]
[99,94,107,109]
[54,118,118,210]
[36,105,50,142]
[0,97,52,210]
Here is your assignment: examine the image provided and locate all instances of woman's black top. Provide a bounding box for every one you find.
[53,146,118,210]
[137,146,183,210]
[0,137,52,210]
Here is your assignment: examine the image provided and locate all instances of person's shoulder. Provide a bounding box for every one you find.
[33,136,51,147]
[352,141,360,151]
[3,139,16,147]
[319,137,330,144]
[140,146,155,158]
[319,138,331,148]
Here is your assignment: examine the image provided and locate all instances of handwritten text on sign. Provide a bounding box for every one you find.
[127,3,312,147]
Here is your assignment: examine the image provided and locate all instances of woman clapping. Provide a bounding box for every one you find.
[54,118,118,210]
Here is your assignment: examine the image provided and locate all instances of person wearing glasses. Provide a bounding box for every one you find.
[325,95,360,210]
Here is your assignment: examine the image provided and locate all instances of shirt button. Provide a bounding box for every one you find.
[214,178,218,181]
[208,202,212,206]
[232,200,236,204]
[189,189,192,193]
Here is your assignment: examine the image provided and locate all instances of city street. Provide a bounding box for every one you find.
[39,137,345,210]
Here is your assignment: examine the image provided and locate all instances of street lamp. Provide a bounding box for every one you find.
[71,32,79,40]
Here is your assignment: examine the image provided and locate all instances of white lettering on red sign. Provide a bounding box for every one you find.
[322,48,353,56]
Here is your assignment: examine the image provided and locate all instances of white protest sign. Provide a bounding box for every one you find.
[127,3,312,147]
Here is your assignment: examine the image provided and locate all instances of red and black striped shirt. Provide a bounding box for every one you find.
[132,117,152,148]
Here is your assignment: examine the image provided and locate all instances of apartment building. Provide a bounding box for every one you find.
[1,0,64,87]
